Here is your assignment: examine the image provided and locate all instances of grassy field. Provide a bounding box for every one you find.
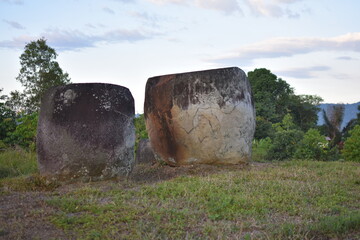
[0,151,359,239]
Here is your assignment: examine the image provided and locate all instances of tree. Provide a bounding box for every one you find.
[322,104,344,147]
[248,68,293,139]
[15,38,70,112]
[5,90,25,114]
[254,116,274,140]
[272,113,298,132]
[248,68,294,123]
[0,89,17,146]
[248,68,321,139]
[288,94,323,132]
[0,89,39,150]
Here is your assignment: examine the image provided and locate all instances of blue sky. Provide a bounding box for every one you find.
[1,0,359,112]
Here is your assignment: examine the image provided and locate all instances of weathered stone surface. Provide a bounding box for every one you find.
[144,67,255,166]
[37,83,135,180]
[135,139,156,165]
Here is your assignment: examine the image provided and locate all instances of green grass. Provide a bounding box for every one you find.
[0,149,61,192]
[0,149,37,179]
[43,161,360,239]
[0,149,359,239]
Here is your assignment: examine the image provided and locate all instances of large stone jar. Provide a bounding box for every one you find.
[37,83,135,180]
[144,67,256,166]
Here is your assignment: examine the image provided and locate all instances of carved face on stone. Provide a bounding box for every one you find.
[63,89,76,106]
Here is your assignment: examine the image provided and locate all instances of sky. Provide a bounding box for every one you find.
[0,0,359,113]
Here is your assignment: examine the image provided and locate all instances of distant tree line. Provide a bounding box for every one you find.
[249,68,360,162]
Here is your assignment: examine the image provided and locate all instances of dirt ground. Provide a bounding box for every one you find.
[0,162,255,240]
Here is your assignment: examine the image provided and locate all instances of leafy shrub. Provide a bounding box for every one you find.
[342,125,360,162]
[0,140,7,151]
[252,137,273,162]
[5,113,38,150]
[134,114,148,151]
[294,128,328,160]
[0,90,17,147]
[134,114,148,139]
[272,113,297,132]
[267,114,304,161]
[268,130,304,161]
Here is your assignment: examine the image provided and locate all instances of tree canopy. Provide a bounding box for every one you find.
[15,38,71,113]
[248,68,322,139]
[322,105,344,147]
[0,89,16,145]
[0,38,71,150]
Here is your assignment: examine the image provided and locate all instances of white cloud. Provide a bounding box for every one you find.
[3,19,25,29]
[274,0,302,3]
[148,0,186,4]
[195,0,240,13]
[244,0,304,18]
[130,11,160,27]
[276,65,330,79]
[0,0,23,5]
[111,0,134,2]
[0,35,33,49]
[103,7,115,14]
[147,0,241,14]
[210,33,360,65]
[245,0,282,17]
[147,0,306,16]
[85,23,97,29]
[336,56,356,61]
[0,28,156,51]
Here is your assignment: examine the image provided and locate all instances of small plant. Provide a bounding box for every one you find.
[252,137,272,162]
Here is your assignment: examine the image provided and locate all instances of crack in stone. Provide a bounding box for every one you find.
[113,110,133,120]
[220,102,243,115]
[198,136,208,143]
[176,104,238,137]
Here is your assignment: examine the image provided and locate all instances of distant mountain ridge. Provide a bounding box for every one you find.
[317,102,360,130]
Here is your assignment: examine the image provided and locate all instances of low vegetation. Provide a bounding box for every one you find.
[1,151,359,239]
[0,149,37,179]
